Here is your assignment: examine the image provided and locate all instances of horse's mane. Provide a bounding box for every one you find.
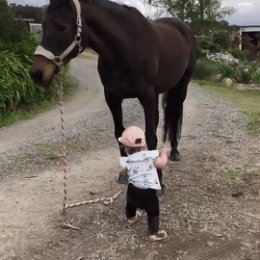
[49,0,144,19]
[49,0,67,10]
[83,0,140,14]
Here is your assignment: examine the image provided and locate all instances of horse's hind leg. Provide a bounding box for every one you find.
[153,95,164,189]
[164,72,191,161]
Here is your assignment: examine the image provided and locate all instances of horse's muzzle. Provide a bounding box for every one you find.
[30,56,58,87]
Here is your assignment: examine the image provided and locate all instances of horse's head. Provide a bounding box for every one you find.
[31,0,84,86]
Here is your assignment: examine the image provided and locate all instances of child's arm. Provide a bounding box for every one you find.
[153,147,170,169]
[119,157,128,168]
[119,157,129,176]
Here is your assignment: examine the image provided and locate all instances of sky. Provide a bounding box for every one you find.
[6,0,260,26]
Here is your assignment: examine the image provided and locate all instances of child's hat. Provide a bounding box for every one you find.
[118,126,146,147]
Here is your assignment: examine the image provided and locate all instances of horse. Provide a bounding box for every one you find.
[30,0,197,185]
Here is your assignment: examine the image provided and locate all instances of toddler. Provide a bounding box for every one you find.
[118,126,169,241]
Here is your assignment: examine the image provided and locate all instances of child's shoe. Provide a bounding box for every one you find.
[149,230,167,242]
[127,211,142,225]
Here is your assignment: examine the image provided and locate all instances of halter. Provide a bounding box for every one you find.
[34,0,83,69]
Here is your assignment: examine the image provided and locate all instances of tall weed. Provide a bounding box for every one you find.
[0,51,36,111]
[193,59,219,80]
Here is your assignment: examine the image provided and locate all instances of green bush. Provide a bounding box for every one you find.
[234,64,251,84]
[233,62,260,84]
[0,51,73,127]
[0,34,73,115]
[193,58,220,80]
[0,51,36,111]
[0,33,42,112]
[193,59,235,80]
[0,49,73,113]
[0,1,74,126]
[216,62,235,78]
[0,0,27,44]
[251,71,260,84]
[227,48,253,61]
[247,62,260,84]
[194,58,260,85]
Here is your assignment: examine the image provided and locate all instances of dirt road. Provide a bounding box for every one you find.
[0,56,259,260]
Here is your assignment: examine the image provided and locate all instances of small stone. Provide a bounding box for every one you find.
[222,78,233,87]
[207,241,215,247]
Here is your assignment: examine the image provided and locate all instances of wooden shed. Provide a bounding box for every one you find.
[238,25,260,51]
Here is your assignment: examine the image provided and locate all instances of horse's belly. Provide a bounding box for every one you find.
[155,60,188,93]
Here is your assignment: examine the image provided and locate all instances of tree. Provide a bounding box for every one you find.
[146,0,234,25]
[0,0,14,42]
[196,0,234,21]
[0,0,27,44]
[9,4,45,23]
[146,0,236,52]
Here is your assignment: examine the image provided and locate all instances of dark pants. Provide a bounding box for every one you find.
[126,183,160,235]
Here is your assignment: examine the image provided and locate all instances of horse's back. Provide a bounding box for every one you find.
[151,18,196,91]
[153,18,195,46]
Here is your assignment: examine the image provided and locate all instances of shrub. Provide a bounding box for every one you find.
[251,71,260,84]
[0,51,36,111]
[215,62,235,78]
[0,49,73,113]
[193,59,220,80]
[0,0,74,126]
[233,62,260,84]
[227,48,253,61]
[0,0,27,44]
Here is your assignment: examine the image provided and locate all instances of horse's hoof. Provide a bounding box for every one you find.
[170,152,181,161]
[157,185,165,202]
[157,190,165,202]
[117,174,128,185]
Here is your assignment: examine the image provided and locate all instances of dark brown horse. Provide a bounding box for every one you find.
[31,0,196,183]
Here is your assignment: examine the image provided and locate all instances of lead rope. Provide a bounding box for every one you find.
[57,76,122,214]
[58,76,68,213]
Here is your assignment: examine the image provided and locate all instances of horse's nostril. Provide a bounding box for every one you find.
[31,69,43,84]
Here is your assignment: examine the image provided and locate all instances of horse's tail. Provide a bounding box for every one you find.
[162,81,188,145]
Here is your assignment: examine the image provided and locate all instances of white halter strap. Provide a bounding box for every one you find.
[35,0,83,68]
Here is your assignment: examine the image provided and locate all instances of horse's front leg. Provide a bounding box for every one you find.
[139,92,165,194]
[104,90,128,184]
[104,90,125,156]
[138,91,158,150]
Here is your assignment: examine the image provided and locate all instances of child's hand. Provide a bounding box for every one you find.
[160,147,170,157]
[154,147,170,169]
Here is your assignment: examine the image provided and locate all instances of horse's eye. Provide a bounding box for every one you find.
[55,23,67,32]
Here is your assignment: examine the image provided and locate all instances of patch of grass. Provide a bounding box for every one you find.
[34,143,61,159]
[34,139,92,157]
[193,59,219,80]
[225,166,260,182]
[196,80,260,134]
[0,99,57,127]
[0,72,77,127]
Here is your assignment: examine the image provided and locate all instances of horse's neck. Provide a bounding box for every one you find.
[81,1,124,61]
[81,0,148,63]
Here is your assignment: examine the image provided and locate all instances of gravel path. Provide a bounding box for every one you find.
[0,56,259,260]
